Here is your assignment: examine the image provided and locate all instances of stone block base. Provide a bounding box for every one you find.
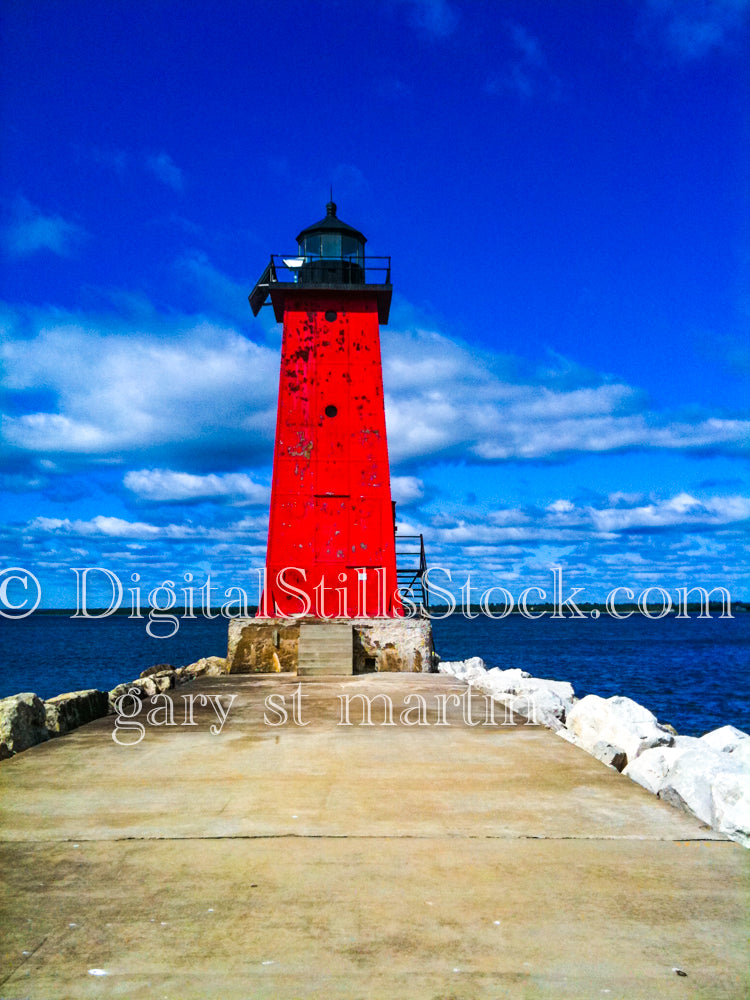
[226,617,435,675]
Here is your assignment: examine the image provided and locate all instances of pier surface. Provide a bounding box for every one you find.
[1,673,747,999]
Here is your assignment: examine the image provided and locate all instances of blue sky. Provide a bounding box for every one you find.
[1,0,748,609]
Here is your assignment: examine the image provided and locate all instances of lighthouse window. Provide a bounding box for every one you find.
[325,310,337,322]
[325,405,338,418]
[321,233,341,258]
[341,235,363,262]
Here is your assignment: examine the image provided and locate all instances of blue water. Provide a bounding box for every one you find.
[0,612,747,737]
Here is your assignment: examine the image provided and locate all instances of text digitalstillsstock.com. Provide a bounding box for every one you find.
[0,566,734,633]
[111,684,535,746]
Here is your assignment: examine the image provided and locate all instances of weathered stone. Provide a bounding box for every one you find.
[472,665,530,690]
[728,739,750,770]
[227,616,434,674]
[139,663,175,679]
[700,725,749,754]
[566,695,673,764]
[108,676,172,712]
[672,735,707,751]
[658,747,741,826]
[180,656,227,678]
[45,689,108,736]
[0,692,49,754]
[710,771,750,848]
[108,682,133,712]
[623,745,689,795]
[439,662,574,729]
[593,741,628,771]
[136,673,175,696]
[438,656,489,683]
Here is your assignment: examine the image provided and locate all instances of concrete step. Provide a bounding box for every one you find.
[297,622,353,675]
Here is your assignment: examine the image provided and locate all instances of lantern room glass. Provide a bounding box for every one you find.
[298,232,364,264]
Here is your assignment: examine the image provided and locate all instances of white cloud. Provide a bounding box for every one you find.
[589,492,750,532]
[381,328,750,465]
[124,468,269,505]
[487,22,562,101]
[146,152,185,192]
[28,512,267,542]
[3,197,87,258]
[643,0,749,59]
[1,311,278,464]
[391,475,424,505]
[397,0,458,37]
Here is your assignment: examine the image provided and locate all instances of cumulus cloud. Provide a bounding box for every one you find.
[3,305,749,488]
[381,328,750,464]
[428,491,750,547]
[124,468,270,505]
[2,197,87,257]
[588,492,750,533]
[391,475,425,505]
[1,308,278,469]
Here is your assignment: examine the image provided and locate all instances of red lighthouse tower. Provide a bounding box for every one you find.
[250,202,401,619]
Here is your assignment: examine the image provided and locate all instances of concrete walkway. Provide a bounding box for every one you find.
[0,673,747,999]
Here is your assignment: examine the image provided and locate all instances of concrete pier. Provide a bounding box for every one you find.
[1,673,747,998]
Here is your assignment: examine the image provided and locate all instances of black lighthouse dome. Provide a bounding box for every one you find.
[296,201,366,285]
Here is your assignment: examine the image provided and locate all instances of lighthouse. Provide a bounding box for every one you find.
[249,201,401,620]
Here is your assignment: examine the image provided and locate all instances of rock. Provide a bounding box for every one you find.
[437,657,487,683]
[137,673,175,696]
[178,656,227,679]
[593,741,628,771]
[555,727,580,746]
[139,663,175,679]
[623,745,689,794]
[45,689,108,736]
[565,694,674,765]
[473,666,531,693]
[658,747,742,826]
[0,693,49,754]
[469,670,574,728]
[672,735,707,751]
[435,661,574,730]
[107,673,173,712]
[728,740,750,770]
[710,771,750,848]
[700,725,750,754]
[108,682,132,712]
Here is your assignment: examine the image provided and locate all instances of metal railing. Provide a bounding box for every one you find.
[269,254,391,286]
[396,533,429,613]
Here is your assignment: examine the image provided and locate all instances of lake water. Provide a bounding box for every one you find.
[0,611,747,737]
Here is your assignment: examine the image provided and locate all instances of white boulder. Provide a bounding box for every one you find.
[700,725,749,754]
[437,657,487,683]
[728,739,750,770]
[565,694,673,765]
[472,667,530,694]
[658,747,742,826]
[710,771,750,848]
[623,745,690,794]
